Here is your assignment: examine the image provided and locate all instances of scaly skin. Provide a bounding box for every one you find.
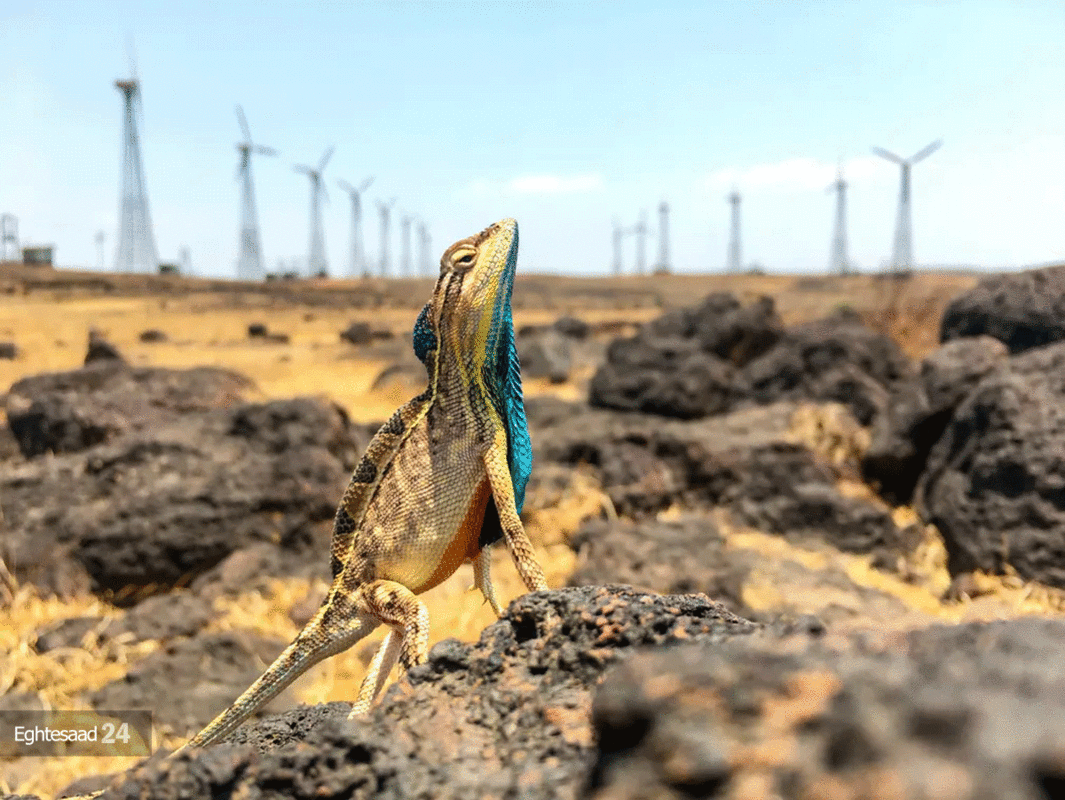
[176,217,548,751]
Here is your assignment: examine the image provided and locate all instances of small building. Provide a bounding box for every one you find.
[22,245,54,267]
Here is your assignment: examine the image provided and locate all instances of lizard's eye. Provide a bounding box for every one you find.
[452,249,476,268]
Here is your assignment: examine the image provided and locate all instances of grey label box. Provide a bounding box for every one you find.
[0,710,152,757]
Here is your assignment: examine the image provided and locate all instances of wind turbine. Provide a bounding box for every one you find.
[872,139,942,273]
[632,210,649,275]
[294,146,335,276]
[376,197,397,276]
[726,189,742,271]
[655,201,671,273]
[399,214,414,276]
[235,105,277,281]
[611,217,624,275]
[337,176,374,277]
[827,166,850,275]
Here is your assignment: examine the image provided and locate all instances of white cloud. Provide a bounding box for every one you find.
[704,156,887,193]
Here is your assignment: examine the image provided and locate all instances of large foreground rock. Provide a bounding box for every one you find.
[590,618,1065,799]
[90,587,758,800]
[2,363,366,599]
[917,341,1065,588]
[940,264,1065,353]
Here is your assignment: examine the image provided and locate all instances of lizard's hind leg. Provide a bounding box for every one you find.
[473,548,504,616]
[346,580,430,718]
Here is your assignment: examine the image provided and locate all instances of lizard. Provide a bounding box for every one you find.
[176,216,549,751]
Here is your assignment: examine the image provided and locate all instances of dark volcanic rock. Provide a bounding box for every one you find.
[554,315,591,339]
[89,631,291,738]
[84,330,125,364]
[590,336,747,419]
[247,322,268,338]
[99,587,758,800]
[5,361,253,458]
[536,400,906,558]
[3,369,363,598]
[590,293,908,424]
[588,618,1065,800]
[744,312,911,425]
[940,265,1065,353]
[138,328,168,343]
[103,591,216,642]
[340,321,373,345]
[917,341,1065,588]
[863,336,1009,504]
[0,341,18,359]
[518,327,572,383]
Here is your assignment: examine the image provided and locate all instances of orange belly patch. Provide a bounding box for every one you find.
[413,477,492,594]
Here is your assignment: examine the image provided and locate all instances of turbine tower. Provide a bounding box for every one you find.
[376,198,397,276]
[113,68,159,273]
[400,214,413,276]
[418,221,432,276]
[611,217,624,275]
[827,167,850,275]
[294,146,335,276]
[337,176,374,277]
[872,139,942,273]
[234,105,277,281]
[655,201,671,273]
[726,189,742,272]
[632,211,649,275]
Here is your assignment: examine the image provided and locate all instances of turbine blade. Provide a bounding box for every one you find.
[318,146,335,172]
[337,178,353,194]
[910,139,943,164]
[236,105,251,141]
[872,147,905,165]
[294,164,314,175]
[359,176,375,193]
[254,145,278,157]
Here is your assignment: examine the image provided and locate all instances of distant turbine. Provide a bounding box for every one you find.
[827,167,850,275]
[113,63,159,274]
[726,190,742,271]
[94,230,106,271]
[632,211,649,275]
[655,201,671,273]
[294,146,335,276]
[376,198,397,276]
[399,215,414,276]
[418,222,432,276]
[872,139,942,272]
[337,176,374,277]
[234,105,278,281]
[611,217,624,275]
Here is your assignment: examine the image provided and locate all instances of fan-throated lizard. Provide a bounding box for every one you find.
[179,217,549,750]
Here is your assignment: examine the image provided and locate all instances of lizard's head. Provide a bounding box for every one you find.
[412,217,519,374]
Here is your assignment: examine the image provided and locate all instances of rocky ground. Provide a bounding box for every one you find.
[4,265,1065,799]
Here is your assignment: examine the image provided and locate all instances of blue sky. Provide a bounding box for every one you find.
[2,0,1064,276]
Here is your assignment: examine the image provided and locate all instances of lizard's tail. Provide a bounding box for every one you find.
[176,607,380,752]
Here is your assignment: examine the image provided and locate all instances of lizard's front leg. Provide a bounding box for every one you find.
[483,434,549,593]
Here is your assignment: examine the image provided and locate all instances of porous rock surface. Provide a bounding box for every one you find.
[2,363,366,599]
[92,586,758,800]
[940,264,1065,353]
[589,618,1065,799]
[917,340,1065,588]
